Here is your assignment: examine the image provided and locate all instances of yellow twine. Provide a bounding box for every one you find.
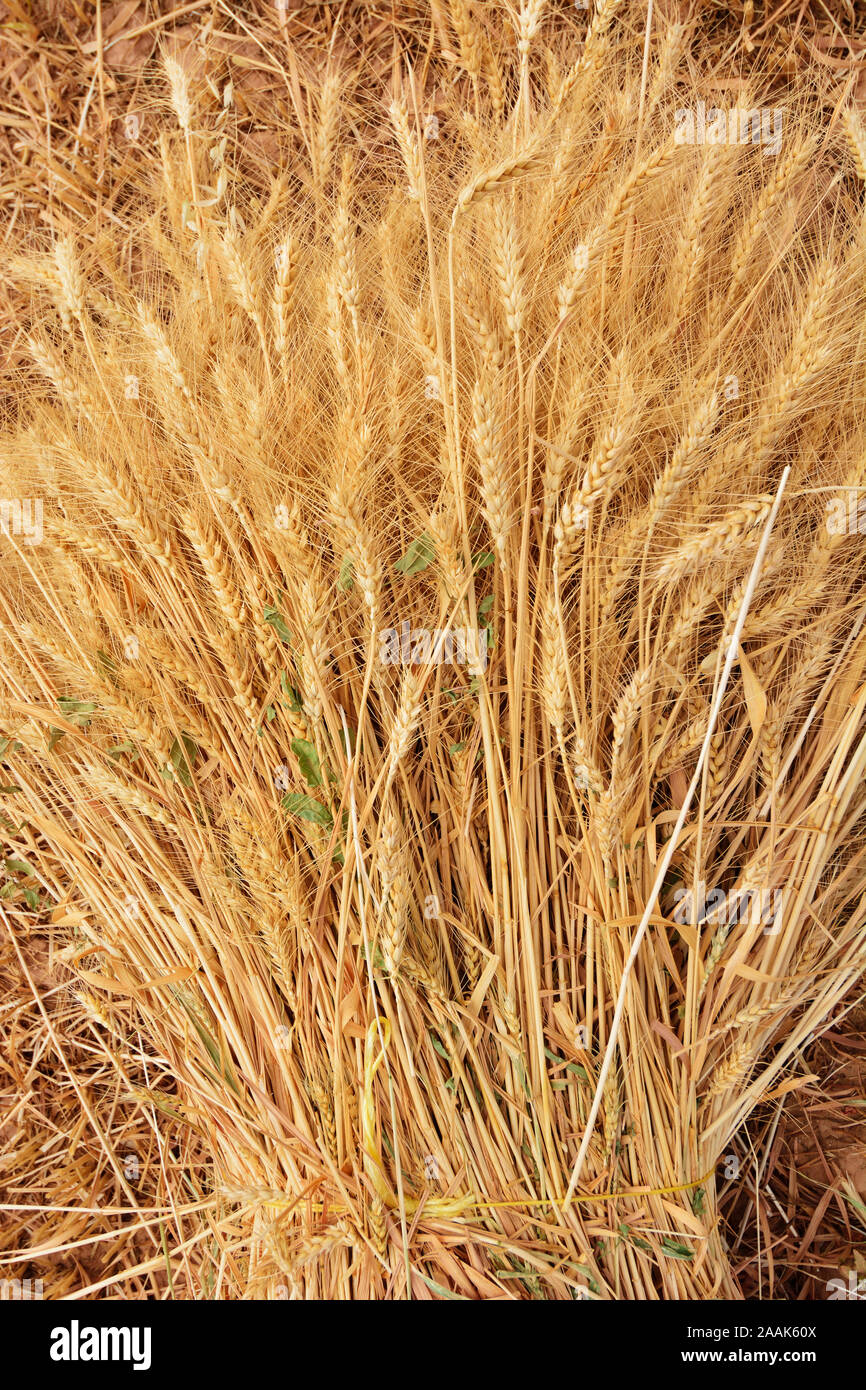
[362,1017,476,1218]
[359,1019,715,1218]
[471,1170,716,1211]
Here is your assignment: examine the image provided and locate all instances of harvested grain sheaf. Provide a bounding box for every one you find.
[2,3,866,1300]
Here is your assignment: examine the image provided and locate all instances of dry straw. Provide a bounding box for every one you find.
[3,1,866,1300]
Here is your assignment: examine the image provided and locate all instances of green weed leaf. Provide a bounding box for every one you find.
[395,533,435,576]
[282,793,333,828]
[291,738,323,788]
[263,605,292,644]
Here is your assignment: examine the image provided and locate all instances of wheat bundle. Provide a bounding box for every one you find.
[2,1,866,1299]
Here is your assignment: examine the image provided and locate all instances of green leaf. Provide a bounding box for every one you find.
[660,1238,694,1260]
[448,741,466,755]
[263,604,292,644]
[57,697,96,722]
[280,672,303,713]
[571,1264,600,1295]
[49,698,96,747]
[360,940,386,971]
[543,1047,589,1082]
[172,992,240,1097]
[291,738,323,788]
[428,1030,451,1061]
[477,594,494,616]
[338,556,354,591]
[282,793,333,828]
[23,888,40,910]
[5,857,33,876]
[0,738,23,760]
[395,532,435,577]
[107,741,137,759]
[842,1187,866,1224]
[415,1272,470,1301]
[256,706,278,737]
[0,784,21,794]
[516,1056,532,1099]
[691,1187,705,1217]
[170,733,198,788]
[472,550,495,570]
[619,1223,652,1252]
[57,698,95,715]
